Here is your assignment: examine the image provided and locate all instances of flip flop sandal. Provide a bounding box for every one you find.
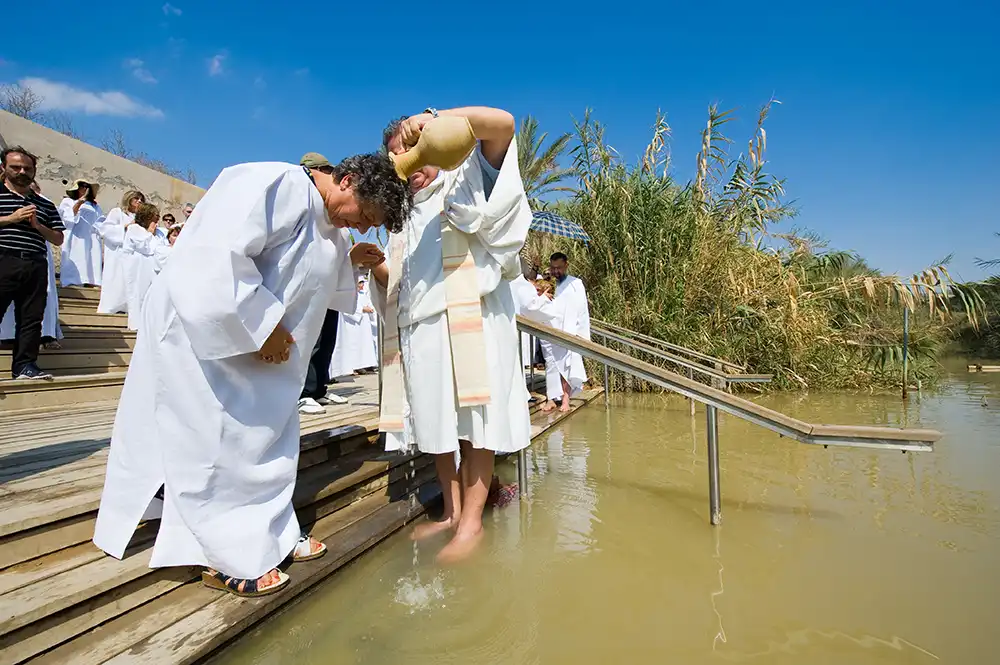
[292,534,327,562]
[201,569,290,597]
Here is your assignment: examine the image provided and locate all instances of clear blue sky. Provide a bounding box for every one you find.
[4,0,997,280]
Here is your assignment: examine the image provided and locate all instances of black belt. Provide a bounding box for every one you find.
[0,248,46,261]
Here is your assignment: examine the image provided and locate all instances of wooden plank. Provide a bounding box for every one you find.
[0,451,107,485]
[0,540,158,637]
[56,287,101,302]
[0,382,124,412]
[56,313,128,329]
[0,566,197,665]
[0,514,97,571]
[0,458,424,643]
[0,352,130,374]
[0,476,105,538]
[100,482,439,665]
[0,525,156,596]
[2,466,432,664]
[25,583,218,665]
[0,399,118,422]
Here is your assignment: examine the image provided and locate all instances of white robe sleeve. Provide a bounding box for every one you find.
[444,140,532,280]
[575,280,591,341]
[152,243,171,273]
[164,170,312,361]
[124,225,156,256]
[96,208,123,250]
[58,199,79,232]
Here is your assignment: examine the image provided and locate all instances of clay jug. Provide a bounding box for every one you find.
[389,116,476,180]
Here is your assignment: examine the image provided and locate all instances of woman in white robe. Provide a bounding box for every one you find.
[96,190,145,314]
[93,155,410,596]
[57,180,104,287]
[121,204,169,331]
[374,107,531,563]
[328,277,378,378]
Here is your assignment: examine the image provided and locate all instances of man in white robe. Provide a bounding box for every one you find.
[541,252,590,413]
[373,106,531,563]
[93,154,411,597]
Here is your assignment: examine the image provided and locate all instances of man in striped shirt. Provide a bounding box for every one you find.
[0,146,65,379]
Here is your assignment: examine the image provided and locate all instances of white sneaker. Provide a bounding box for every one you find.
[297,397,325,414]
[319,392,348,405]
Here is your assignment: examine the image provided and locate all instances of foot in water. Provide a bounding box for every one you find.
[411,516,456,541]
[436,527,484,564]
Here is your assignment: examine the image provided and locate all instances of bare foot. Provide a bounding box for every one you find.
[559,399,572,412]
[540,400,557,413]
[436,527,484,564]
[411,516,456,541]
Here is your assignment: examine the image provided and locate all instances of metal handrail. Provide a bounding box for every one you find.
[591,325,772,385]
[592,318,746,372]
[517,316,940,526]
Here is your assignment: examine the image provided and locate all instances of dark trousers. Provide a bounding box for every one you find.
[301,309,340,400]
[0,252,48,377]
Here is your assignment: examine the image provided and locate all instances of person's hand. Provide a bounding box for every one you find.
[257,322,294,364]
[3,205,36,225]
[349,242,385,268]
[76,187,90,202]
[399,113,435,148]
[362,306,375,313]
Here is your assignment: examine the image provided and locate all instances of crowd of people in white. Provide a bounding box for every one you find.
[1,146,190,377]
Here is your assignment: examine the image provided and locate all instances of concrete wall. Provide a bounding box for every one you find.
[0,110,204,218]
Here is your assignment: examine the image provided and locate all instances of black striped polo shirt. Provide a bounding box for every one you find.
[0,181,64,256]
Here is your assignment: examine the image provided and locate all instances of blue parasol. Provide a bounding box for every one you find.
[530,211,590,243]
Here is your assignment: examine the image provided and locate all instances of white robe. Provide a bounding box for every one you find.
[122,224,169,331]
[1,242,61,340]
[510,274,561,367]
[57,199,104,287]
[93,163,358,580]
[542,276,590,401]
[328,283,378,378]
[95,208,131,314]
[374,144,532,455]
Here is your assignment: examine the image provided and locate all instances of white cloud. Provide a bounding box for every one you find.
[123,58,158,84]
[208,54,226,77]
[162,3,182,16]
[20,77,164,119]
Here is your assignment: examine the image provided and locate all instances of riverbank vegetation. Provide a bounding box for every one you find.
[519,102,981,391]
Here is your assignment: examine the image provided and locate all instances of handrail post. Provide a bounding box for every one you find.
[518,448,529,498]
[603,362,609,406]
[517,328,530,498]
[706,405,722,525]
[528,335,535,394]
[688,367,695,416]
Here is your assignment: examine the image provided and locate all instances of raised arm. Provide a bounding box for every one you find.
[401,107,515,170]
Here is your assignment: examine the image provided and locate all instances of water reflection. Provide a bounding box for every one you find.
[214,366,1000,665]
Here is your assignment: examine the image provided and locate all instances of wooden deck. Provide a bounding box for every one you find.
[0,286,600,664]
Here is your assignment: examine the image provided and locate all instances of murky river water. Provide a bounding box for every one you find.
[216,363,1000,664]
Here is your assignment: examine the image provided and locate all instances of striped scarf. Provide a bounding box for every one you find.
[378,215,491,435]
